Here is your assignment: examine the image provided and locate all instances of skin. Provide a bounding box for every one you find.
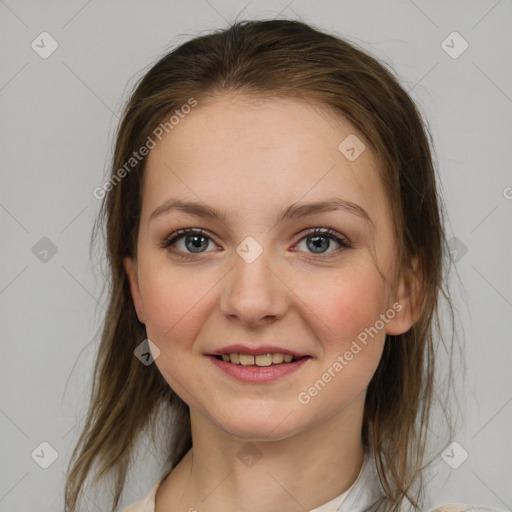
[124,94,421,512]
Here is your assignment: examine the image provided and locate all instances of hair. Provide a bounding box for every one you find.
[64,18,460,512]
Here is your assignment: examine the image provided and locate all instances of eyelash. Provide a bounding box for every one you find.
[159,227,352,261]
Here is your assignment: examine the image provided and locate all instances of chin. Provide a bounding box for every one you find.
[212,407,304,442]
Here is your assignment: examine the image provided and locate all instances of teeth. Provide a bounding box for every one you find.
[272,353,284,364]
[255,354,272,366]
[216,352,301,366]
[239,354,254,366]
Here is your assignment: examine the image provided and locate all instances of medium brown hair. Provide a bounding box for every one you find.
[65,19,458,511]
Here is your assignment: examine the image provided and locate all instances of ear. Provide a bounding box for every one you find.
[385,255,423,336]
[123,256,145,324]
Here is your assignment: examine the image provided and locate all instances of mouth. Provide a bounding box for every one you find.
[210,352,310,366]
[206,352,312,383]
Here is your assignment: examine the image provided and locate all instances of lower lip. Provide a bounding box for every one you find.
[207,355,311,383]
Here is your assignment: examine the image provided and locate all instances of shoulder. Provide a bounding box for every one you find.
[429,504,507,512]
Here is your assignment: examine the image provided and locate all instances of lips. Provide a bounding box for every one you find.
[207,344,308,358]
[208,352,311,382]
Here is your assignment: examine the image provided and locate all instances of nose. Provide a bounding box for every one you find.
[220,247,289,327]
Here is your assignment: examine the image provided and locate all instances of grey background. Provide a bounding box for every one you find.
[1,1,511,511]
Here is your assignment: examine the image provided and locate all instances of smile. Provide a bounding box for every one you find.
[214,352,304,366]
[207,354,312,383]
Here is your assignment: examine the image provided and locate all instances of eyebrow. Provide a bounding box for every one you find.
[149,198,374,228]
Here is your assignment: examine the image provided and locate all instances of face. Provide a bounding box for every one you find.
[124,95,418,441]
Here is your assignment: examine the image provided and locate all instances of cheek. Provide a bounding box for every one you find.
[299,279,388,414]
[138,261,210,341]
[310,270,389,378]
[138,265,207,403]
[318,271,388,339]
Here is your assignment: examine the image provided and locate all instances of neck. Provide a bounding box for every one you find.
[156,395,366,512]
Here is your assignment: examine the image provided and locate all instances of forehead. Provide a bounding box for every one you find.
[141,95,388,227]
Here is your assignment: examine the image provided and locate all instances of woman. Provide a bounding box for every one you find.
[64,19,501,512]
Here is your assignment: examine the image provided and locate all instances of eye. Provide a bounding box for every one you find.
[294,228,351,256]
[160,228,217,258]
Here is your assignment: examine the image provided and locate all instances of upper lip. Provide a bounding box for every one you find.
[207,344,309,358]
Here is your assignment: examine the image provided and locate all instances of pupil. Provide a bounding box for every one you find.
[186,235,208,253]
[308,236,329,253]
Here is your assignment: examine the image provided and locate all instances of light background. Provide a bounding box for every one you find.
[0,1,511,511]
